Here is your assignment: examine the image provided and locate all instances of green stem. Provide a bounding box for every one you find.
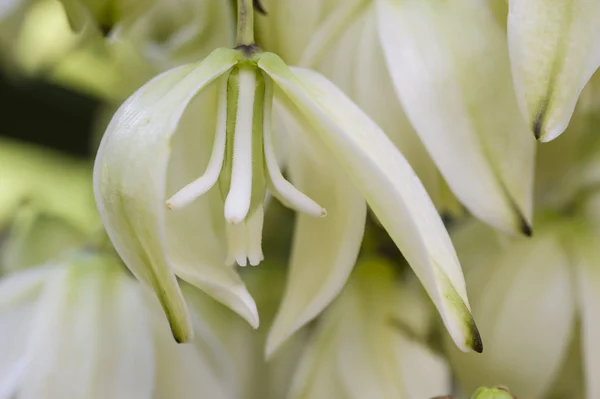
[236,0,255,46]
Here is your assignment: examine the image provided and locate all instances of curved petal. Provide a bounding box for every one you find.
[258,53,481,352]
[508,0,600,142]
[93,48,240,342]
[164,79,258,328]
[446,232,574,398]
[317,6,441,208]
[266,113,366,357]
[377,0,535,234]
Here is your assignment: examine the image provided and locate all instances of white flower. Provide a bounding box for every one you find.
[257,0,536,235]
[507,0,600,142]
[288,259,452,399]
[0,254,236,399]
[445,212,600,399]
[93,45,480,356]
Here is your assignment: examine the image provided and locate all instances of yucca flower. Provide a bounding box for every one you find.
[94,0,481,356]
[257,0,535,235]
[288,259,451,399]
[507,0,600,142]
[0,253,239,399]
[445,212,600,399]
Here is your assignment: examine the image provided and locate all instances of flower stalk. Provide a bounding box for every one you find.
[236,0,255,47]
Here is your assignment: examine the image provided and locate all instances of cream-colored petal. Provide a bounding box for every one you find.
[318,5,441,207]
[150,293,231,399]
[288,304,345,399]
[394,335,452,399]
[508,0,600,141]
[164,81,259,328]
[0,267,52,309]
[18,264,100,399]
[90,265,155,399]
[259,54,481,352]
[266,117,366,357]
[0,303,35,398]
[377,0,535,234]
[446,232,575,398]
[93,48,254,341]
[335,263,408,399]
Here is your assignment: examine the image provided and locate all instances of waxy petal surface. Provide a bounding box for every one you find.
[259,53,481,352]
[94,48,258,341]
[508,0,600,142]
[377,0,535,234]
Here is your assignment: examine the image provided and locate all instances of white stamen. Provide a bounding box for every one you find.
[262,78,327,218]
[226,221,248,267]
[246,206,264,266]
[224,68,256,224]
[166,77,229,210]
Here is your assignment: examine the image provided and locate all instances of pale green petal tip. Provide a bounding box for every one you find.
[470,386,516,399]
[435,266,483,353]
[155,287,194,343]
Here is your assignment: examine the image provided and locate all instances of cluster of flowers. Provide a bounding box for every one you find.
[0,0,598,397]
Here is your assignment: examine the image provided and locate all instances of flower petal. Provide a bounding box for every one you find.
[91,264,155,399]
[446,232,575,398]
[0,302,35,398]
[573,230,600,399]
[508,0,600,142]
[317,5,442,208]
[266,114,366,357]
[377,0,535,234]
[258,53,481,352]
[94,48,241,342]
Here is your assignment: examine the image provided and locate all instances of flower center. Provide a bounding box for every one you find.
[166,65,326,267]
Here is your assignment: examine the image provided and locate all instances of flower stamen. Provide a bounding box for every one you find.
[166,76,229,210]
[263,78,327,218]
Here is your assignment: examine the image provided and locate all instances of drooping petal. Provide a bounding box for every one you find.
[290,259,451,399]
[507,0,600,142]
[93,48,247,342]
[446,232,575,398]
[377,0,535,234]
[317,5,442,208]
[266,113,366,357]
[258,53,481,352]
[163,75,259,328]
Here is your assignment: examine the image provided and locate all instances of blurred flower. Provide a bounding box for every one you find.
[0,252,239,399]
[507,0,600,142]
[444,206,600,399]
[94,43,480,354]
[288,258,451,399]
[257,0,535,235]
